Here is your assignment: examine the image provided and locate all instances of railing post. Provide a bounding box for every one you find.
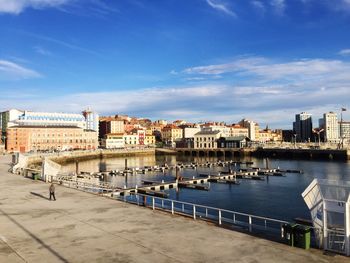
[249,216,252,232]
[162,200,164,208]
[205,208,208,218]
[171,201,174,215]
[182,203,184,212]
[219,210,222,225]
[193,205,196,220]
[152,197,155,210]
[233,213,236,223]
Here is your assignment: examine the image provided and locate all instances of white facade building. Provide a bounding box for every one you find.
[239,119,258,141]
[323,112,339,143]
[13,111,86,128]
[194,130,221,149]
[183,127,201,139]
[82,109,99,132]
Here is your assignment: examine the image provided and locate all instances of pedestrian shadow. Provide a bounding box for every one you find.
[30,191,50,201]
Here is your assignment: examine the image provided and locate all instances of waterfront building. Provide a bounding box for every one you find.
[82,108,99,133]
[194,130,221,149]
[228,124,249,138]
[101,133,125,149]
[217,136,250,148]
[0,109,24,143]
[12,111,86,128]
[161,125,183,146]
[99,118,125,139]
[6,126,98,153]
[294,112,313,142]
[145,134,156,146]
[123,133,138,145]
[323,112,339,143]
[239,119,259,141]
[339,121,350,145]
[258,128,282,143]
[201,122,230,137]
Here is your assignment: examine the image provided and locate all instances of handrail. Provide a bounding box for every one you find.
[118,193,290,227]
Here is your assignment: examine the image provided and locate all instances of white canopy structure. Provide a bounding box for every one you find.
[302,179,350,255]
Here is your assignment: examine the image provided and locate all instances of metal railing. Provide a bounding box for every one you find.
[115,193,290,238]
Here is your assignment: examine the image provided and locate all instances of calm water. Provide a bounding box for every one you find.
[60,155,350,222]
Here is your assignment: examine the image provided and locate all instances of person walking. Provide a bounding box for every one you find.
[49,183,56,201]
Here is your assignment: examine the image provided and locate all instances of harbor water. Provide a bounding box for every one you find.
[60,155,350,222]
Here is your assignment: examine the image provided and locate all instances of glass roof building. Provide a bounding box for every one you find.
[302,179,350,255]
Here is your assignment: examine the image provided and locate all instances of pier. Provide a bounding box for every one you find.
[0,155,348,263]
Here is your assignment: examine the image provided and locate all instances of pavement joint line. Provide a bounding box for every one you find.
[25,188,186,263]
[0,234,28,262]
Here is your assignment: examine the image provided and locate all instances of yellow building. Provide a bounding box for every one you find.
[161,125,183,144]
[145,134,156,146]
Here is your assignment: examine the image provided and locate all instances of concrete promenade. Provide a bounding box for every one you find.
[0,156,348,263]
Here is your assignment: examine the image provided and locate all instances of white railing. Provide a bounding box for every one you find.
[116,193,290,237]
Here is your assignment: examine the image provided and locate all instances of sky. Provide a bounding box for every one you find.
[0,0,350,128]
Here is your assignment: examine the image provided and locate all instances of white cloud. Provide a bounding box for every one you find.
[339,49,350,56]
[34,46,52,56]
[270,0,286,15]
[251,1,265,15]
[206,0,237,17]
[0,60,42,79]
[0,0,71,14]
[1,80,349,129]
[183,57,350,83]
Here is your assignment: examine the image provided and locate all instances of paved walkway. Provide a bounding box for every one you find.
[0,155,348,263]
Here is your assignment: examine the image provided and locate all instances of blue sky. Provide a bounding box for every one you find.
[0,0,350,128]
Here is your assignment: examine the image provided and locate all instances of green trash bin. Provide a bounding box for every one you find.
[32,173,39,180]
[294,225,311,249]
[282,223,297,246]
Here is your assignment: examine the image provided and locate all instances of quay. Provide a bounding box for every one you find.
[175,147,350,160]
[0,155,348,263]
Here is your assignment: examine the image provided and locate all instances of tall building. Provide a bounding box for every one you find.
[239,119,259,141]
[323,112,339,143]
[82,108,99,133]
[294,112,313,142]
[339,122,350,145]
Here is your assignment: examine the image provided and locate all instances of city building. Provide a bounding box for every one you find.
[123,133,138,145]
[323,112,339,143]
[239,119,259,141]
[258,128,282,143]
[12,111,86,128]
[101,133,124,149]
[145,134,156,146]
[339,122,350,146]
[0,109,24,143]
[217,136,250,148]
[194,130,221,149]
[294,112,313,142]
[228,124,249,138]
[161,125,183,146]
[6,126,98,153]
[99,118,125,139]
[82,108,99,133]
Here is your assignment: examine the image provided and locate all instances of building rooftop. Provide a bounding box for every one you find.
[195,130,221,135]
